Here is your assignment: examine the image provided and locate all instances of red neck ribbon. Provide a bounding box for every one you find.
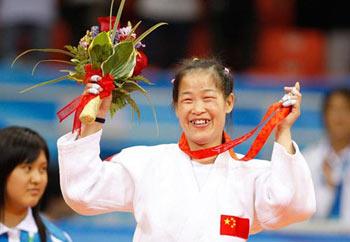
[56,65,115,133]
[178,102,291,161]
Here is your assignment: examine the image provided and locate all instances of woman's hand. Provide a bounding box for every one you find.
[80,75,112,138]
[279,82,302,129]
[275,82,302,154]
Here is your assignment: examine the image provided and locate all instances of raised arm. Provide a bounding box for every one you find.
[58,130,135,215]
[252,82,316,232]
[58,81,136,215]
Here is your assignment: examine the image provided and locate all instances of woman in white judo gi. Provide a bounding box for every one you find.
[0,126,71,242]
[58,58,316,241]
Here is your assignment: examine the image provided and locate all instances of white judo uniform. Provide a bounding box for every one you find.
[58,130,316,242]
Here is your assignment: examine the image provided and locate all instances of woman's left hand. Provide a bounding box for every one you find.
[275,82,302,154]
[278,82,302,130]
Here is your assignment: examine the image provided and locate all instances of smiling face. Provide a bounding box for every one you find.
[175,70,234,150]
[5,150,48,213]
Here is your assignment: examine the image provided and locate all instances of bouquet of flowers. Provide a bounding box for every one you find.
[12,0,166,132]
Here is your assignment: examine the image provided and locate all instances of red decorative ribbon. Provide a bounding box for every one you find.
[179,102,291,161]
[83,64,102,84]
[56,65,115,132]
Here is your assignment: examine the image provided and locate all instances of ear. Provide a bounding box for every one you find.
[225,93,234,114]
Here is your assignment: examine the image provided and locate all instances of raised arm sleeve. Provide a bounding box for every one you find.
[57,130,134,215]
[253,141,316,231]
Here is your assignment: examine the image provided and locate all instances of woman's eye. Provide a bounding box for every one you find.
[182,98,192,103]
[204,96,215,101]
[21,165,31,172]
[40,166,48,173]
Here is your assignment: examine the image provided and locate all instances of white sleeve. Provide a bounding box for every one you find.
[57,130,134,215]
[254,141,316,230]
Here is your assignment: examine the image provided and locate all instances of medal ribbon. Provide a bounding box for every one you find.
[179,102,291,161]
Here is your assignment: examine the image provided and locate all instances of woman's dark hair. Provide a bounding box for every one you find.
[0,126,49,242]
[322,87,350,114]
[172,58,234,106]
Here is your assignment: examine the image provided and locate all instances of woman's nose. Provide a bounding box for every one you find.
[192,100,205,114]
[30,169,44,183]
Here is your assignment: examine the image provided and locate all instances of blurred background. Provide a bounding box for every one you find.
[0,0,349,241]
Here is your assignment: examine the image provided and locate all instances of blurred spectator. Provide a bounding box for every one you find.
[134,0,204,68]
[209,0,257,72]
[303,88,350,221]
[0,0,58,62]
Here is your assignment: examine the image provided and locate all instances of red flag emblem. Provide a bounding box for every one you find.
[220,215,250,239]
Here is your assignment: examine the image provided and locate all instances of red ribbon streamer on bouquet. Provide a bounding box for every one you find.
[56,65,115,133]
[179,102,291,161]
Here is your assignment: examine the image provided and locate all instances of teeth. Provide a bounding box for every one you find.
[191,119,209,125]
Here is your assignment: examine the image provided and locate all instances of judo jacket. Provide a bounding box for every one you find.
[58,130,316,242]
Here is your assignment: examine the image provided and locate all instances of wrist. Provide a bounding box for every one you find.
[96,110,108,119]
[95,117,106,124]
[275,127,295,154]
[79,122,103,138]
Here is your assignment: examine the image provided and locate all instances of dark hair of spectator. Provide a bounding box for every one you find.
[322,87,350,114]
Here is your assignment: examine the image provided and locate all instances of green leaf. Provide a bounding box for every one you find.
[111,0,126,42]
[67,45,89,65]
[110,50,136,78]
[109,0,115,30]
[89,45,112,69]
[133,22,167,47]
[19,75,73,93]
[125,95,140,120]
[131,75,154,85]
[110,90,128,117]
[65,45,77,54]
[121,80,147,94]
[31,59,74,75]
[11,48,75,67]
[128,21,142,37]
[59,70,82,82]
[102,41,136,78]
[88,32,113,68]
[89,31,113,49]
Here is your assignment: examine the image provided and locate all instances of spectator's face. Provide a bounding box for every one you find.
[324,93,350,141]
[5,150,48,212]
[175,70,234,150]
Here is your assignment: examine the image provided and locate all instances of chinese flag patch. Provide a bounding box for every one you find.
[220,214,250,239]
